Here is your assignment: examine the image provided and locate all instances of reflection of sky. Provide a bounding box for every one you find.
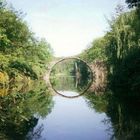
[7,0,126,57]
[29,95,112,140]
[57,91,80,96]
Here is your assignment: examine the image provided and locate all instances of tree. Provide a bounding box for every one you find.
[126,0,140,8]
[0,0,53,80]
[80,37,107,63]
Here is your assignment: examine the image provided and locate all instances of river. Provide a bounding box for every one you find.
[0,59,140,140]
[26,93,112,140]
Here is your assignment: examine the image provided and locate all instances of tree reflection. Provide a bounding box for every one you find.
[106,96,140,140]
[85,92,109,113]
[85,90,140,139]
[26,124,44,140]
[0,80,53,140]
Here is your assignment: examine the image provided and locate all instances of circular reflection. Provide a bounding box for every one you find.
[49,57,93,98]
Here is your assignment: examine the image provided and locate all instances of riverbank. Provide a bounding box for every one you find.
[79,5,140,98]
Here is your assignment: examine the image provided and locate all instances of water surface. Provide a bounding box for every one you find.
[27,93,112,140]
[1,59,140,140]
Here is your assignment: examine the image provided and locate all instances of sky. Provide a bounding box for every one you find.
[7,0,126,57]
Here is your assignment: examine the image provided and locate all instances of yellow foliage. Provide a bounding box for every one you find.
[0,88,8,96]
[0,72,9,84]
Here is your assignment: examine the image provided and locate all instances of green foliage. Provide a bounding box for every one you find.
[9,61,38,80]
[0,5,31,52]
[85,90,140,139]
[106,10,140,66]
[111,48,140,97]
[85,93,109,113]
[80,37,107,63]
[106,9,140,97]
[50,59,92,93]
[106,96,140,139]
[0,80,53,139]
[80,6,140,98]
[126,0,140,8]
[0,1,53,80]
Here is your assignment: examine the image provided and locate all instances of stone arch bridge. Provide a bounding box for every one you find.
[44,57,107,94]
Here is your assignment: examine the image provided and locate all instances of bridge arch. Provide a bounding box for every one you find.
[48,57,93,98]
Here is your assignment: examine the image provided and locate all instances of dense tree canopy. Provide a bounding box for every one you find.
[126,0,140,8]
[79,37,107,63]
[80,3,140,97]
[0,0,53,82]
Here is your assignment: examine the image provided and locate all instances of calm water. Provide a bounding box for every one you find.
[26,59,113,140]
[0,59,140,140]
[1,80,140,140]
[26,93,112,140]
